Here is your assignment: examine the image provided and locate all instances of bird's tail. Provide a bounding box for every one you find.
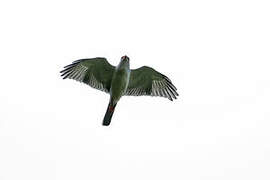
[102,102,117,126]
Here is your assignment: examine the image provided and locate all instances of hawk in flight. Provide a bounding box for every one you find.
[60,56,178,126]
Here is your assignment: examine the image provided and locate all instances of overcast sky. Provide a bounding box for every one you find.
[0,0,270,179]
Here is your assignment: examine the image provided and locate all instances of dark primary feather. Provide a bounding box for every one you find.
[60,57,115,93]
[125,66,178,101]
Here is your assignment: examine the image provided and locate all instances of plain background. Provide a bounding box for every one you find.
[0,0,269,179]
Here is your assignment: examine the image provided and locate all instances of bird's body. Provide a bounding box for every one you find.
[103,56,130,125]
[110,58,130,105]
[60,55,178,126]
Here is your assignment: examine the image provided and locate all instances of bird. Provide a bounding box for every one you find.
[60,55,178,126]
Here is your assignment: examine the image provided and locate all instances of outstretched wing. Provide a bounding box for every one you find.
[60,57,115,93]
[125,66,178,101]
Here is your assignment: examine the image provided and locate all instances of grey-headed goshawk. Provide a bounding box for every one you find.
[60,56,178,126]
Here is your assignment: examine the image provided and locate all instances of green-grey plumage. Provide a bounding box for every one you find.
[60,57,115,93]
[125,66,178,101]
[110,58,130,104]
[101,57,130,126]
[60,55,178,126]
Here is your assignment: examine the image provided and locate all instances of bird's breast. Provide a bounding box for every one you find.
[110,68,130,102]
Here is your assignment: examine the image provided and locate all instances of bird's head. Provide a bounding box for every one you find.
[121,55,129,62]
[118,55,130,69]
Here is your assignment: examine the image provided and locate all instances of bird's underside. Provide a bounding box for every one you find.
[60,56,179,125]
[60,57,178,101]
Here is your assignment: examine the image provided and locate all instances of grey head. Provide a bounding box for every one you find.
[118,55,130,69]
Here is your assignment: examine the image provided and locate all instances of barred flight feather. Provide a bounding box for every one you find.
[60,59,110,93]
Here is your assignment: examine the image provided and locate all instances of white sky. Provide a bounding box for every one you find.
[0,0,270,179]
